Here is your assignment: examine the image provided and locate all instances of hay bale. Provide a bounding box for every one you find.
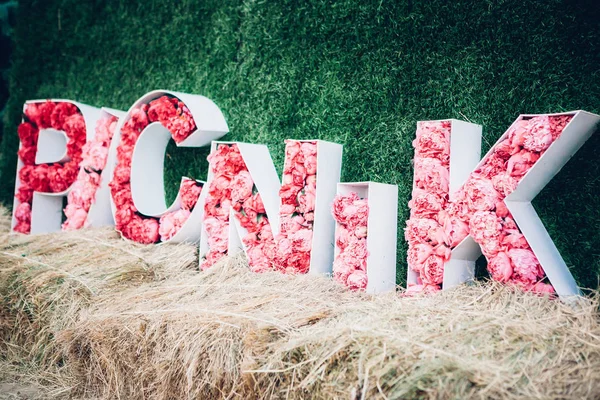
[1,207,600,399]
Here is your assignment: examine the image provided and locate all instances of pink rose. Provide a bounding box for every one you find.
[127,217,160,244]
[507,248,542,283]
[507,150,540,177]
[523,116,553,152]
[464,174,501,212]
[298,190,316,214]
[487,252,513,282]
[14,221,31,234]
[346,270,368,291]
[280,203,296,216]
[414,157,450,194]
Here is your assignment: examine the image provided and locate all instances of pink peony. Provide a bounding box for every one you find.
[347,270,368,291]
[421,254,445,285]
[204,217,229,253]
[502,231,528,249]
[16,185,33,204]
[81,141,109,171]
[475,153,507,179]
[407,243,433,272]
[179,179,203,211]
[494,139,519,160]
[17,122,39,148]
[298,189,317,215]
[13,221,31,234]
[405,217,445,244]
[408,188,444,218]
[231,170,254,203]
[508,248,542,283]
[50,102,79,129]
[159,209,191,241]
[507,150,540,177]
[62,205,88,231]
[439,211,469,247]
[413,121,451,162]
[200,250,226,271]
[495,201,509,218]
[413,157,450,194]
[464,174,501,212]
[404,284,441,296]
[94,116,117,145]
[487,252,513,282]
[17,146,36,165]
[129,217,160,244]
[469,211,502,243]
[507,119,529,147]
[15,202,31,223]
[491,173,518,197]
[523,116,553,152]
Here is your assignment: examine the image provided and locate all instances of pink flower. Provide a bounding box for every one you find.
[13,221,31,234]
[469,211,502,243]
[288,229,313,253]
[159,209,191,241]
[17,146,36,165]
[50,102,79,129]
[47,162,79,193]
[167,112,196,143]
[127,216,160,244]
[207,144,246,176]
[179,179,203,211]
[502,231,528,249]
[298,189,317,215]
[480,237,504,258]
[231,170,254,204]
[336,226,350,250]
[494,139,519,160]
[200,251,226,271]
[15,202,31,223]
[355,225,368,238]
[61,205,88,231]
[246,245,273,273]
[279,184,303,205]
[508,248,542,283]
[507,119,529,147]
[421,254,444,285]
[405,218,445,244]
[407,243,433,272]
[81,141,109,171]
[414,157,449,194]
[204,217,229,253]
[16,185,33,204]
[487,252,513,282]
[147,96,178,123]
[523,116,553,152]
[491,173,518,197]
[439,212,469,247]
[464,174,501,212]
[413,121,451,162]
[17,122,39,148]
[404,284,441,296]
[507,150,540,177]
[94,116,117,145]
[475,154,507,179]
[409,188,444,218]
[495,201,509,218]
[530,281,555,295]
[347,270,368,291]
[25,101,54,128]
[280,204,296,216]
[280,215,305,234]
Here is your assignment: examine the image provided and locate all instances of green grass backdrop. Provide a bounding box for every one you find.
[1,0,599,287]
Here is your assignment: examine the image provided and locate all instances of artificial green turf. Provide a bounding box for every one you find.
[1,0,599,287]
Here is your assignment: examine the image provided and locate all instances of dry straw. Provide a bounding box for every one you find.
[1,208,600,399]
